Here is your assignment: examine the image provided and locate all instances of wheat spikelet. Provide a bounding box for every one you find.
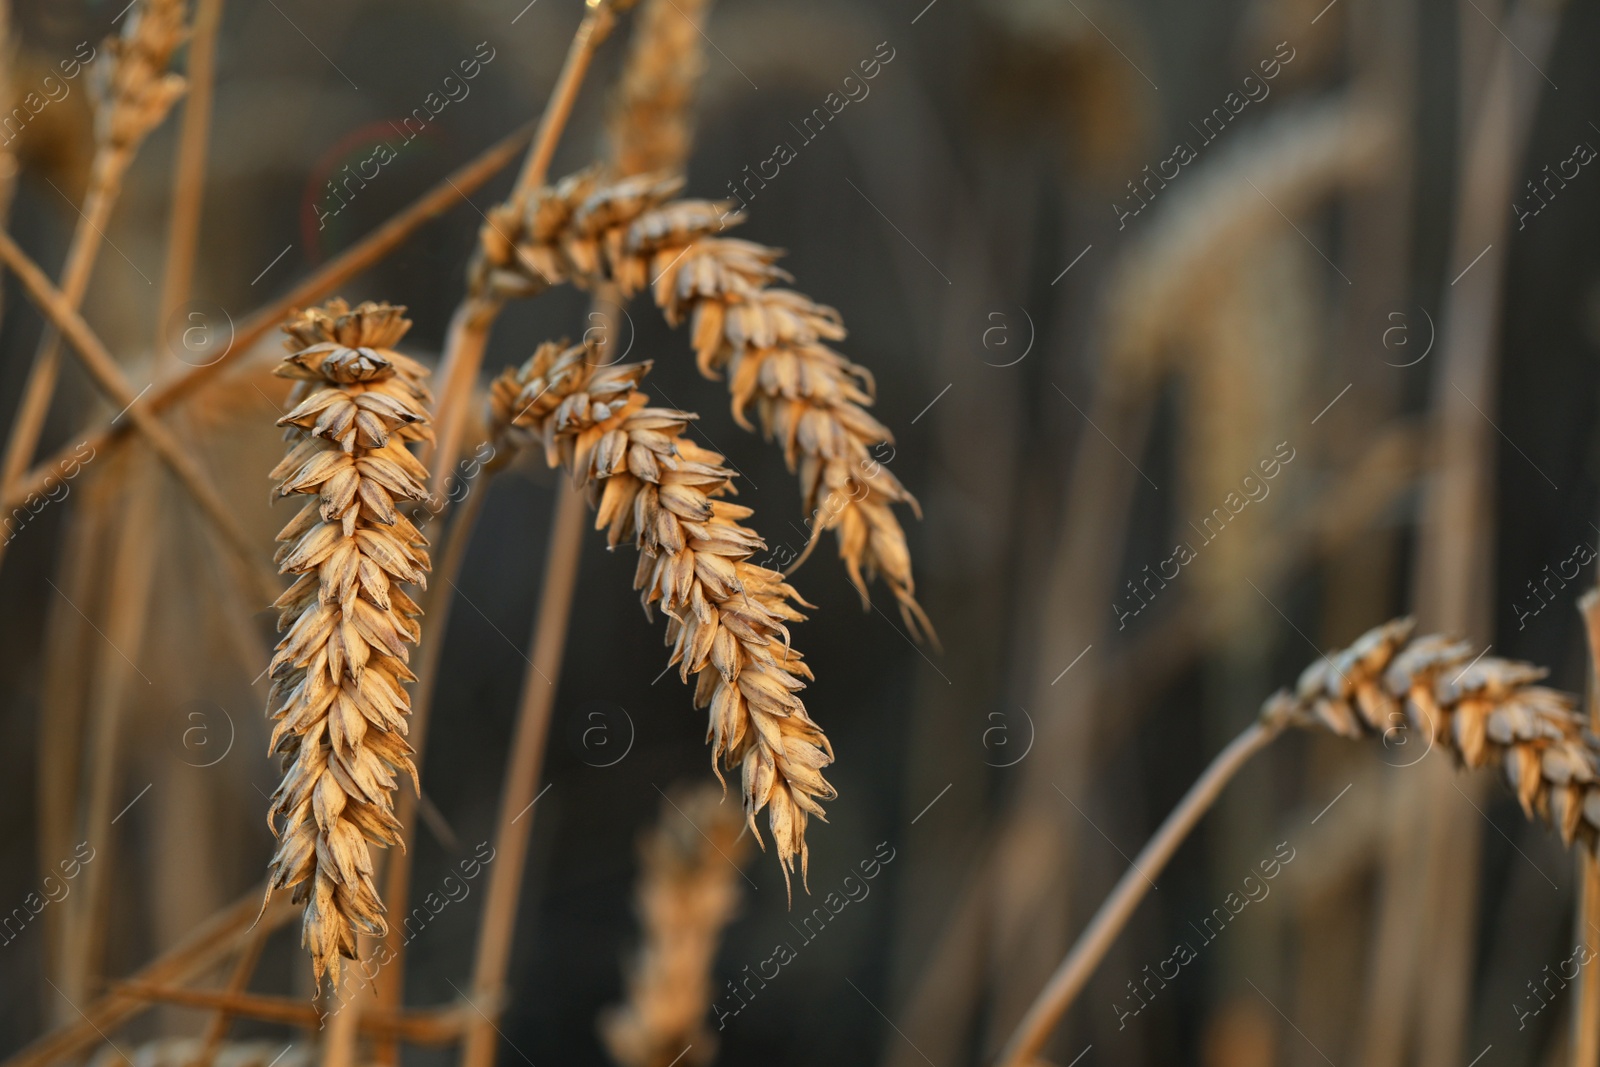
[89,0,188,155]
[473,171,931,641]
[1264,618,1600,846]
[600,782,750,1067]
[605,0,713,178]
[261,299,434,985]
[489,340,834,894]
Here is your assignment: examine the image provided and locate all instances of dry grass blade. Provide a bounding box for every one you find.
[262,299,433,986]
[2,120,536,515]
[600,782,751,1067]
[472,170,932,641]
[0,0,187,532]
[0,228,278,601]
[490,340,836,892]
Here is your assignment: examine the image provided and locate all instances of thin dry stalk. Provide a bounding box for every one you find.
[157,0,225,334]
[261,300,433,986]
[999,617,1592,1067]
[600,783,751,1067]
[2,120,537,514]
[2,888,296,1067]
[428,0,622,494]
[0,228,279,602]
[489,341,836,883]
[1571,589,1600,1065]
[472,172,931,638]
[187,920,270,1067]
[458,477,589,1067]
[0,0,187,542]
[108,986,466,1043]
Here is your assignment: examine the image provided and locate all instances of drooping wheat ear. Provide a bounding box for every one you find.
[605,0,713,178]
[1265,617,1597,844]
[489,340,835,895]
[90,0,188,156]
[262,299,434,986]
[600,782,751,1067]
[474,172,932,642]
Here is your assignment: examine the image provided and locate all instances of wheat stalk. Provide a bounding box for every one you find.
[489,340,834,893]
[998,616,1588,1067]
[261,300,433,986]
[600,782,751,1067]
[472,170,932,641]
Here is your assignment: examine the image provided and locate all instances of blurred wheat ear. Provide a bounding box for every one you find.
[600,782,752,1067]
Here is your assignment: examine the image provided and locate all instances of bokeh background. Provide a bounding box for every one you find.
[2,0,1600,1065]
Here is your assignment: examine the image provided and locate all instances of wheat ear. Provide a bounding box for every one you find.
[604,0,713,178]
[473,172,932,641]
[999,617,1589,1066]
[600,782,751,1067]
[489,341,834,894]
[262,300,433,986]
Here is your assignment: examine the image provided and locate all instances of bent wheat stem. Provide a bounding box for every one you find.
[995,719,1283,1067]
[2,121,537,515]
[999,617,1592,1067]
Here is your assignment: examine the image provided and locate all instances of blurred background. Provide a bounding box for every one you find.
[1,0,1599,1064]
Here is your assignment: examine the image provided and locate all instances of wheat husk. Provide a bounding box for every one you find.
[1264,617,1600,847]
[261,300,434,986]
[489,340,834,894]
[89,0,188,154]
[471,171,931,640]
[600,782,750,1067]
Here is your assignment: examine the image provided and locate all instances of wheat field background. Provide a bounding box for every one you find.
[1,1,1599,1066]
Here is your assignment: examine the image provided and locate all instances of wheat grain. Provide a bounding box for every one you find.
[1264,617,1598,845]
[489,340,834,895]
[472,171,932,641]
[600,782,750,1067]
[261,299,433,986]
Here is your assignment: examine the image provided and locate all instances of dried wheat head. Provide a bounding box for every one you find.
[263,299,433,985]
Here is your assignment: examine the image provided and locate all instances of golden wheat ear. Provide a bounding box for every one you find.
[489,341,835,898]
[262,299,433,986]
[473,172,935,644]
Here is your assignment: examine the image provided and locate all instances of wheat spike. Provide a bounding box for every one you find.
[600,782,751,1067]
[1265,617,1600,846]
[489,340,834,895]
[89,0,188,155]
[472,171,931,641]
[262,299,434,986]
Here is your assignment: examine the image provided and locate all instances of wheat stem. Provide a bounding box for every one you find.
[1,121,536,515]
[514,0,619,198]
[1573,589,1600,1066]
[995,718,1284,1067]
[0,229,279,602]
[109,984,465,1043]
[459,477,590,1067]
[0,887,296,1067]
[156,0,225,340]
[370,484,491,1064]
[188,918,270,1067]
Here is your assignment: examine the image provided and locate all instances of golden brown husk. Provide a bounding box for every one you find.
[262,300,434,986]
[1265,617,1600,848]
[472,171,930,640]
